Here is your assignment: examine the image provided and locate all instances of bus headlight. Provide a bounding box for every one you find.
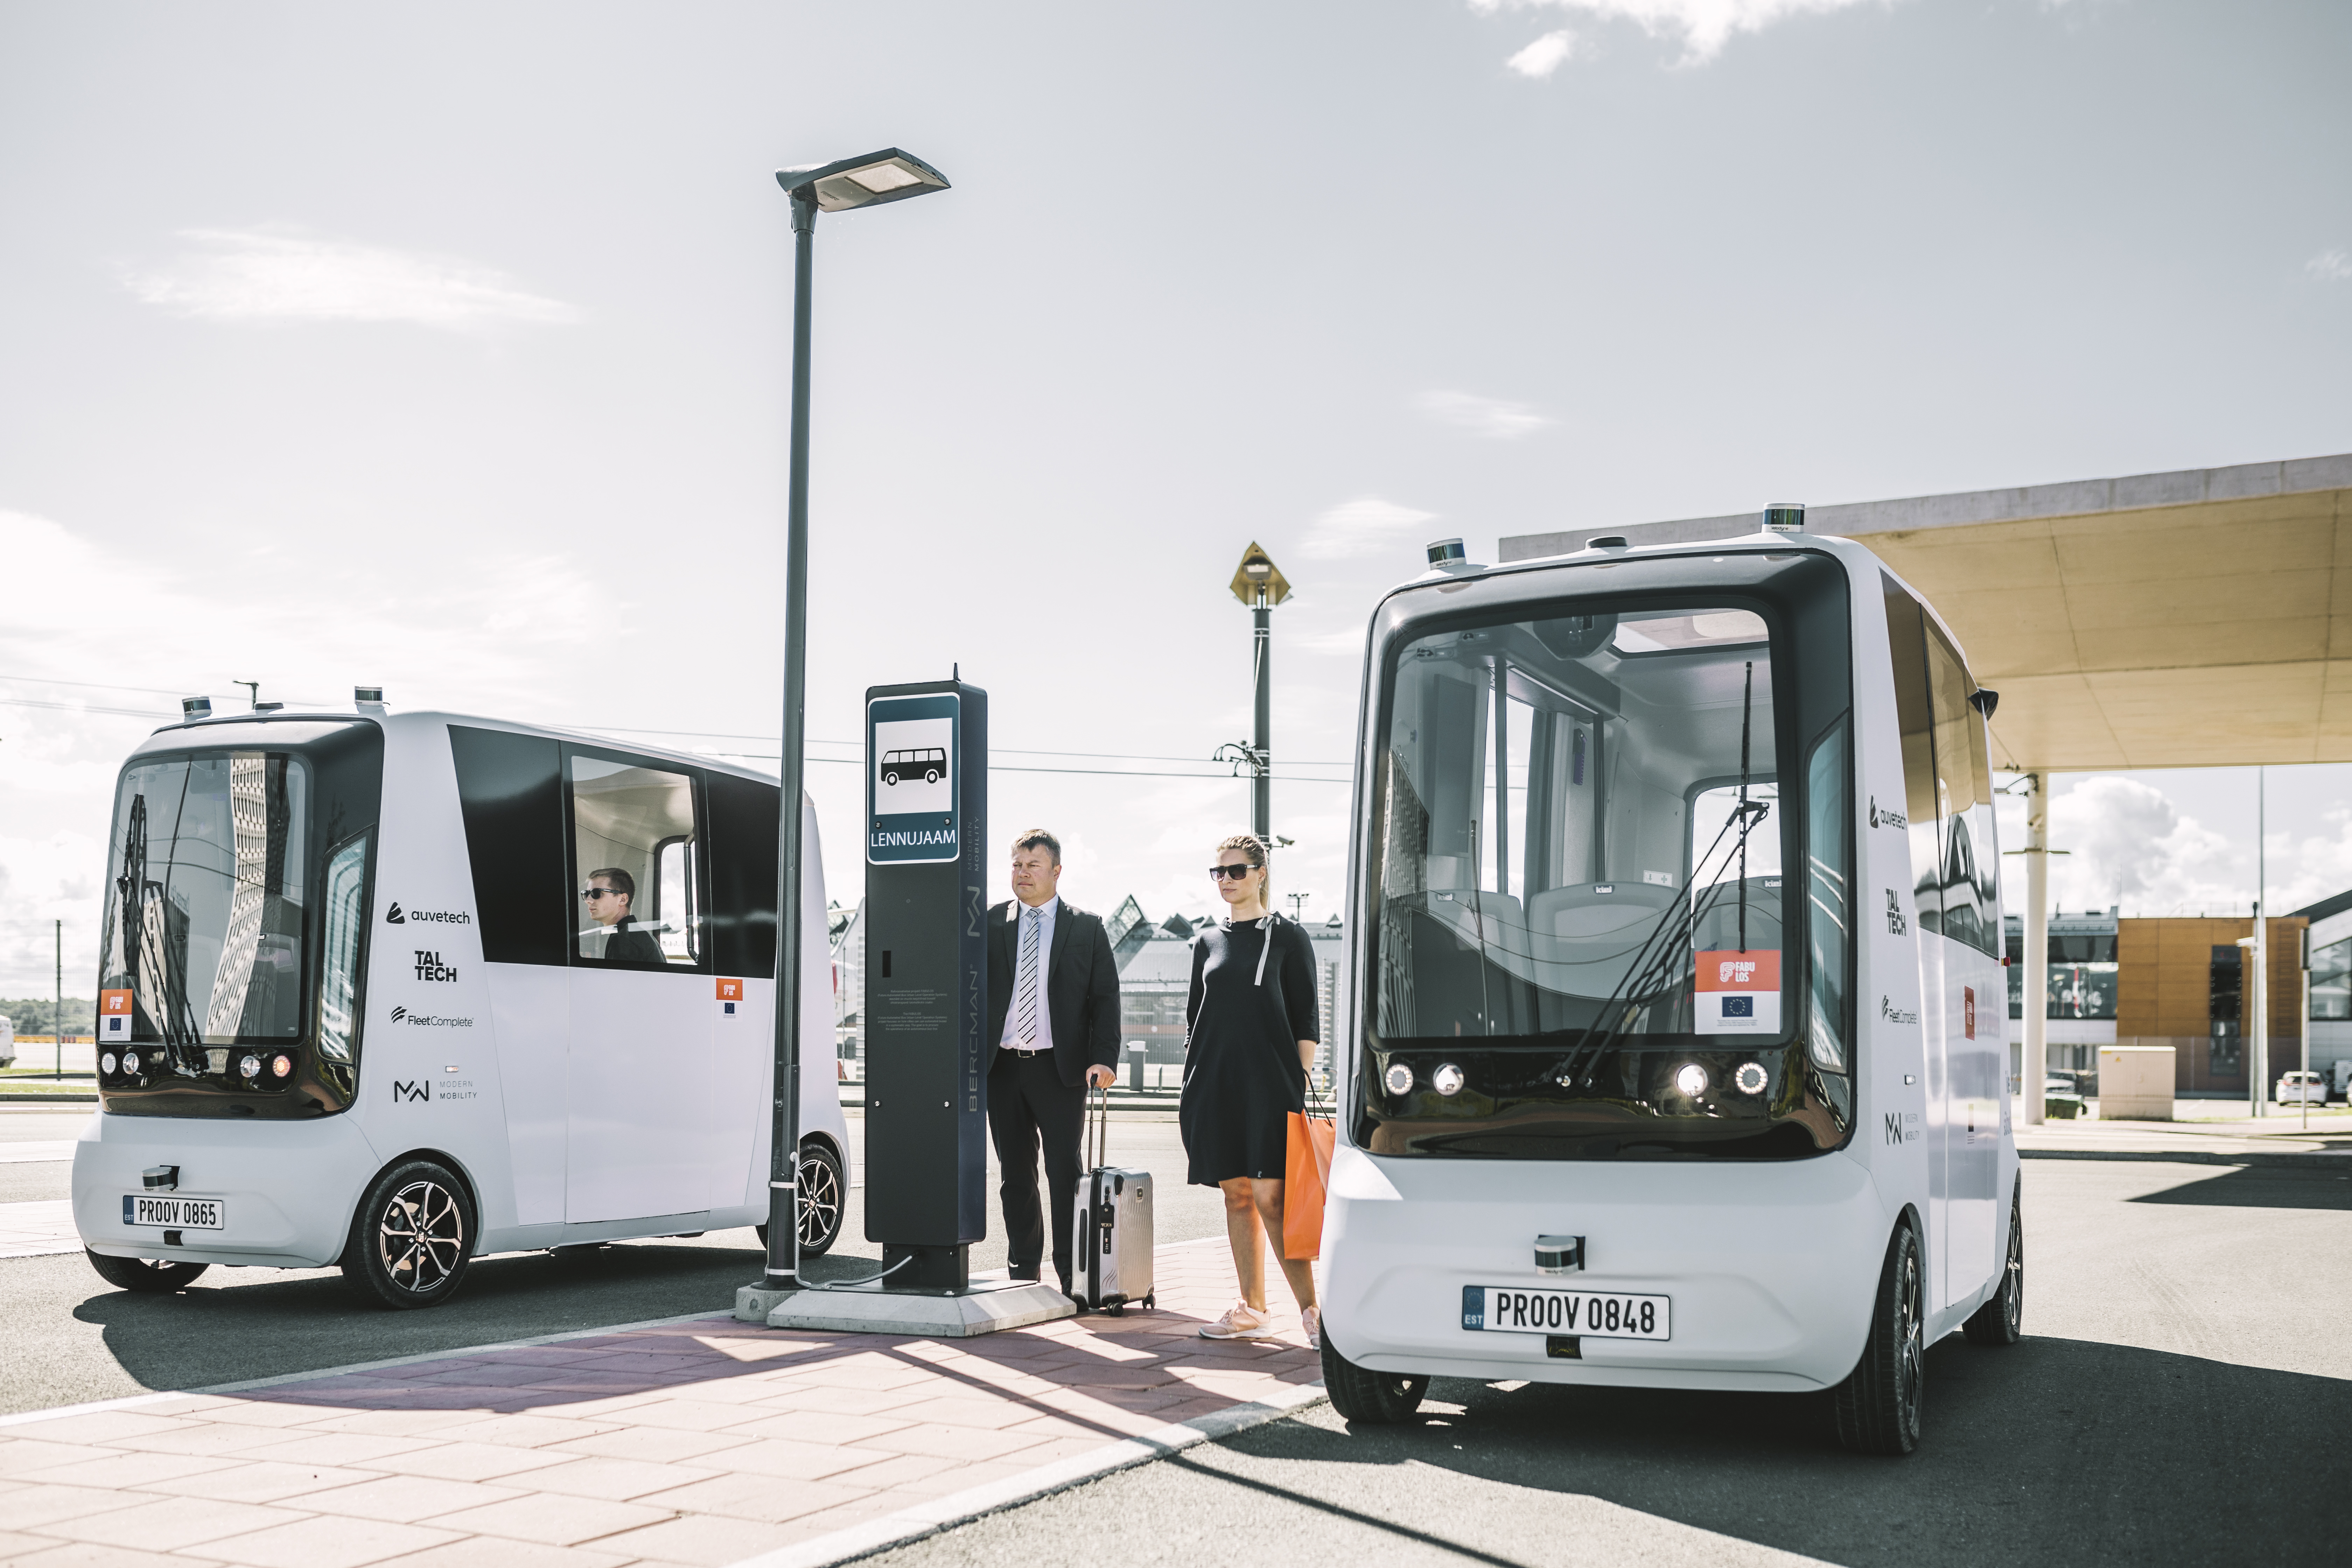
[1733,1061,1769,1095]
[1432,1063,1465,1097]
[238,1055,261,1079]
[271,1054,292,1078]
[101,1053,118,1075]
[1674,1064,1708,1097]
[121,1051,139,1074]
[1384,1062,1414,1096]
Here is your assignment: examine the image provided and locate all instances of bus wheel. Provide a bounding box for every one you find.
[86,1249,209,1294]
[1963,1186,2024,1346]
[1320,1331,1428,1424]
[797,1140,845,1256]
[342,1159,475,1310]
[1834,1222,1924,1455]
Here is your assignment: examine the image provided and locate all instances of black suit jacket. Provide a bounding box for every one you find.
[985,898,1121,1087]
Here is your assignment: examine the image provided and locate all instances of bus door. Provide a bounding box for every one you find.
[1888,579,2004,1311]
[564,750,715,1223]
[1923,624,2003,1297]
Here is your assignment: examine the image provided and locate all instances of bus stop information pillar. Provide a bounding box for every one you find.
[863,679,990,1289]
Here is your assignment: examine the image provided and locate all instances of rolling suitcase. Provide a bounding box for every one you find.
[1072,1084,1155,1314]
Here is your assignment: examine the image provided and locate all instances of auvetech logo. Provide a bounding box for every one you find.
[387,902,471,926]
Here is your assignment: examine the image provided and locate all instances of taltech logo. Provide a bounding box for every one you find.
[414,950,459,983]
[386,903,471,926]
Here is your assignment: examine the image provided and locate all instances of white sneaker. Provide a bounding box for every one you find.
[1302,1306,1321,1350]
[1199,1302,1276,1340]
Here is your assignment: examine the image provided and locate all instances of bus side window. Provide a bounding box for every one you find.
[1924,623,1998,958]
[568,754,704,966]
[450,726,568,967]
[1880,576,1942,936]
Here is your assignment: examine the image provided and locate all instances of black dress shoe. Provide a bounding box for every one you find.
[1009,1265,1041,1283]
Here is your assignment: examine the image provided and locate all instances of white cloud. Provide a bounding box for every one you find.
[123,227,580,330]
[2308,250,2352,282]
[1416,388,1552,439]
[1507,29,1578,76]
[1299,497,1440,561]
[1471,0,1883,66]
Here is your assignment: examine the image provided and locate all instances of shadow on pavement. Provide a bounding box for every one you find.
[2129,1167,2352,1210]
[65,1233,890,1396]
[1220,1334,2352,1568]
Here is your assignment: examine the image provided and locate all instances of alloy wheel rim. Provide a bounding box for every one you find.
[377,1179,464,1293]
[1896,1242,1923,1427]
[797,1152,840,1247]
[2003,1210,2024,1332]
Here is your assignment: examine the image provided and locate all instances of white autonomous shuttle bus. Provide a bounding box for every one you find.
[1318,525,2021,1454]
[71,702,849,1309]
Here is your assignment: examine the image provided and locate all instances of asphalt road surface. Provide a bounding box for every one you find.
[0,1107,1229,1415]
[865,1158,2352,1568]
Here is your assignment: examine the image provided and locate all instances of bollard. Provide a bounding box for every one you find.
[1127,1041,1147,1092]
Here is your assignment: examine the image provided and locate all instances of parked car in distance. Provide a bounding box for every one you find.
[2276,1070,2327,1105]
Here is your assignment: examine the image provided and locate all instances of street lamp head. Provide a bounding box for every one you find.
[776,149,951,213]
[1229,542,1291,607]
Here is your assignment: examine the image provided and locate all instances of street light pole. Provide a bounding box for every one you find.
[750,149,951,1308]
[2021,774,2047,1127]
[1225,544,1291,844]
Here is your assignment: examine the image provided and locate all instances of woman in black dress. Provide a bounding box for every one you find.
[1180,833,1323,1345]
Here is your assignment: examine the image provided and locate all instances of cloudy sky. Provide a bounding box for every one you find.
[2,1,2348,995]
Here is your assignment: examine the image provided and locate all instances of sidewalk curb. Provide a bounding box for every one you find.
[726,1380,1331,1568]
[2020,1147,2351,1170]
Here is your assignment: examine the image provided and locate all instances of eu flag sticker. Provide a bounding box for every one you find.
[1461,1284,1486,1331]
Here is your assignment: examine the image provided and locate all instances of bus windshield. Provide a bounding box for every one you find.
[1365,592,1852,1160]
[99,752,310,1057]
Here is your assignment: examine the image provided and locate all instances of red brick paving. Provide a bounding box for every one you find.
[0,1241,1321,1567]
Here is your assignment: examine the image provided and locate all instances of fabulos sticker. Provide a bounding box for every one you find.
[716,976,744,1020]
[1695,950,1781,1034]
[100,989,134,1043]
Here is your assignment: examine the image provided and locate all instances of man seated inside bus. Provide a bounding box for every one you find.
[584,868,664,962]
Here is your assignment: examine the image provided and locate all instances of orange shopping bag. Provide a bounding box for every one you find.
[1283,1090,1336,1260]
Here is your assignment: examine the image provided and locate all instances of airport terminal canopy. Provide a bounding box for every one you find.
[1500,454,2352,773]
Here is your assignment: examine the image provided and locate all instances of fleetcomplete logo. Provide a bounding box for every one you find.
[389,1005,473,1029]
[385,902,472,926]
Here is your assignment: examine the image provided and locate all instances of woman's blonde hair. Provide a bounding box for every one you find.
[1216,832,1271,899]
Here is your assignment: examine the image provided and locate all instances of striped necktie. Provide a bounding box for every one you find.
[1015,905,1042,1046]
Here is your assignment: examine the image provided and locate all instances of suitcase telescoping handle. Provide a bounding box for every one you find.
[1090,1080,1119,1169]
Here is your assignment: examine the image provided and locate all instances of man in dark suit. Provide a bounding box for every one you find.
[986,828,1119,1297]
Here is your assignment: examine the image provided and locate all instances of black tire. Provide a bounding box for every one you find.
[86,1248,209,1293]
[923,769,940,784]
[1320,1328,1429,1424]
[1833,1222,1925,1455]
[341,1158,475,1310]
[750,1138,846,1258]
[796,1139,845,1256]
[1963,1185,2024,1346]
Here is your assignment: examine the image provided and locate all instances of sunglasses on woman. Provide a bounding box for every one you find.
[1207,864,1258,881]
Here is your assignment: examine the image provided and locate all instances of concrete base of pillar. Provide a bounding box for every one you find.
[733,1282,801,1323]
[764,1276,1076,1337]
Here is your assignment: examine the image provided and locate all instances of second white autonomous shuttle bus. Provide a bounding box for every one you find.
[1317,525,2022,1454]
[70,703,849,1309]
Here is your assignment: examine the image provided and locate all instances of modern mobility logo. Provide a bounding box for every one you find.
[386,902,471,926]
[389,1005,473,1029]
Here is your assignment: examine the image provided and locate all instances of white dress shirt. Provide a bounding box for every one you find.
[1001,895,1059,1053]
